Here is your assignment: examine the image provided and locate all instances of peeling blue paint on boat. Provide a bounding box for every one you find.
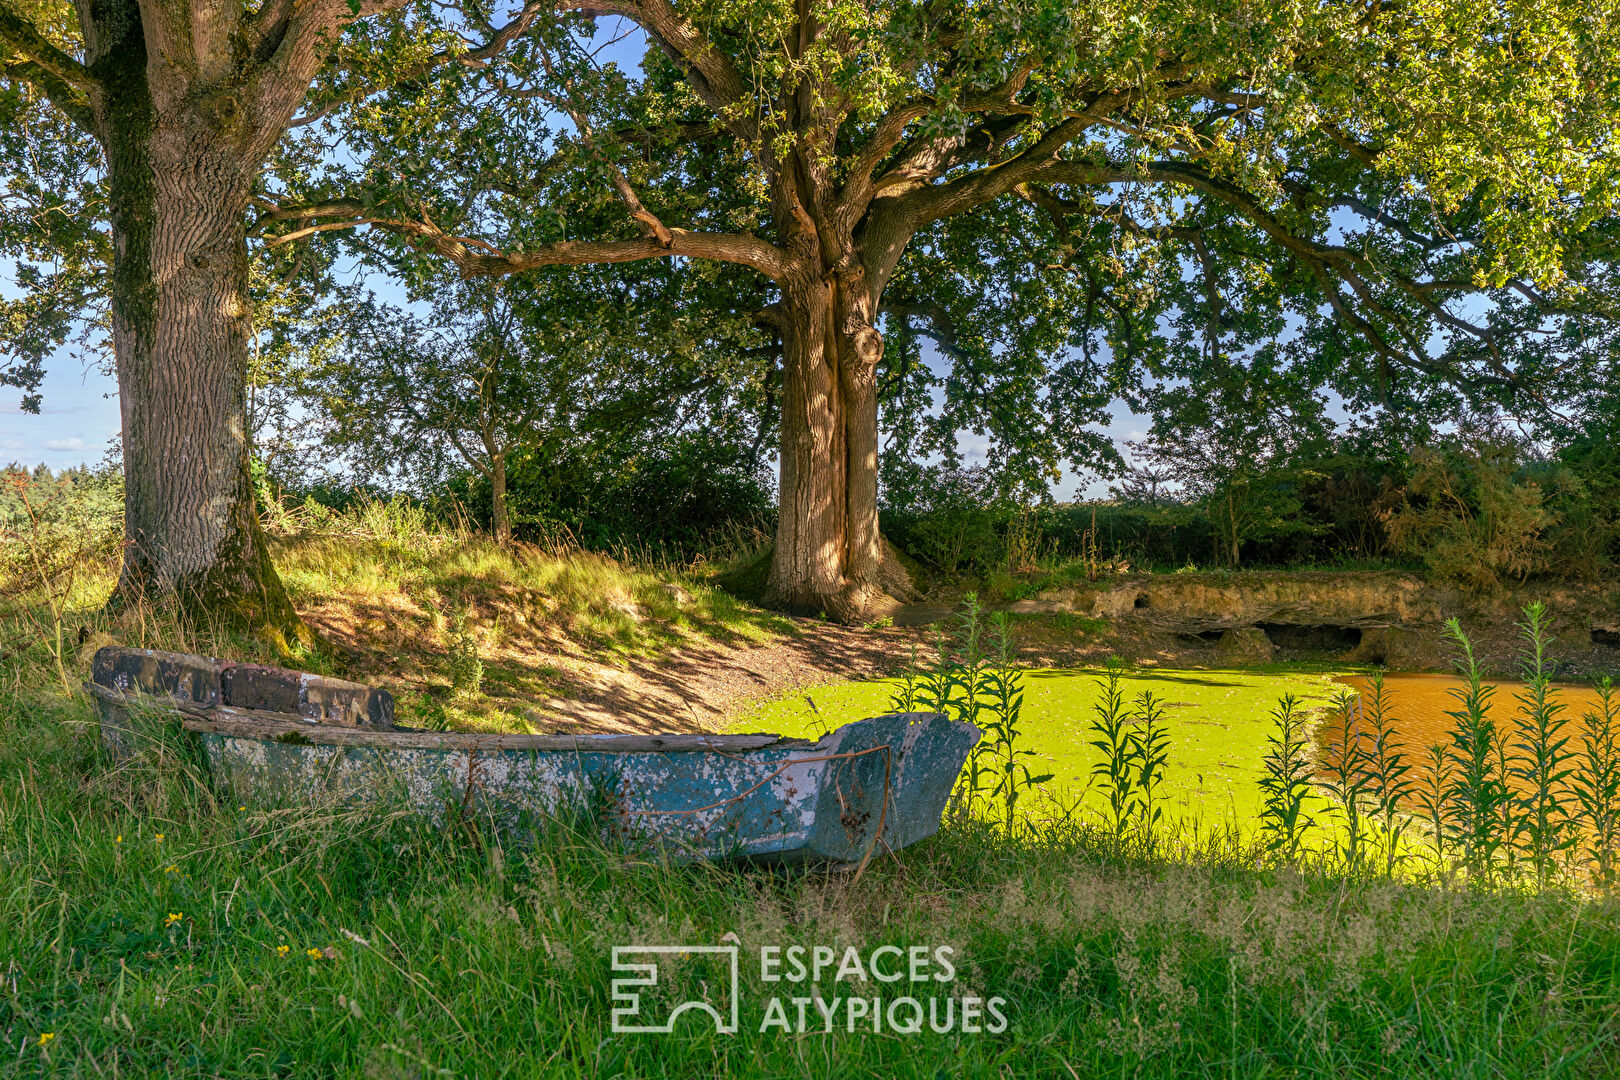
[85,646,978,864]
[189,712,976,863]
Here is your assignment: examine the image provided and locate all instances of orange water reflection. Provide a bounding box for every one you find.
[1317,673,1614,794]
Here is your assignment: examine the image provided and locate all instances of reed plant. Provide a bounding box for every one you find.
[1276,607,1620,892]
[1439,618,1512,883]
[1573,679,1620,886]
[1356,673,1417,876]
[1506,602,1578,884]
[1131,689,1171,844]
[1088,660,1139,848]
[894,595,1051,831]
[1256,693,1316,865]
[1415,741,1455,869]
[1318,689,1374,874]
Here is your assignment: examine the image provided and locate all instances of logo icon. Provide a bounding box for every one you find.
[610,945,739,1034]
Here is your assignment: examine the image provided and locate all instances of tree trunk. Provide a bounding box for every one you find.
[490,449,512,548]
[102,87,310,650]
[765,276,888,621]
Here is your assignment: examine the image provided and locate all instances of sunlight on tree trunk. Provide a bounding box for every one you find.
[766,278,889,620]
[99,24,310,650]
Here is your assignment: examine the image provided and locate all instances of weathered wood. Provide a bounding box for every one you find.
[90,648,222,706]
[85,681,798,752]
[84,656,981,865]
[178,714,800,752]
[90,647,395,729]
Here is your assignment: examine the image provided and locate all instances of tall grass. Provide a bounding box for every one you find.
[5,670,1620,1076]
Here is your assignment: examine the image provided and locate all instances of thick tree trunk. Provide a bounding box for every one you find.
[102,95,310,650]
[765,276,889,621]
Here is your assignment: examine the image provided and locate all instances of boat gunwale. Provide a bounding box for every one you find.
[84,682,817,752]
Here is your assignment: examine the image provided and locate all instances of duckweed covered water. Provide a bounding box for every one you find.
[733,667,1344,827]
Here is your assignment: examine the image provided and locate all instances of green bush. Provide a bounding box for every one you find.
[1382,443,1556,589]
[881,466,1011,574]
[448,430,775,560]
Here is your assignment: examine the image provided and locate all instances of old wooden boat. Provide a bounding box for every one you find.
[86,647,978,864]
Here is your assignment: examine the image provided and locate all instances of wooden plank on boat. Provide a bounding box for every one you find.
[184,712,798,751]
[89,679,800,751]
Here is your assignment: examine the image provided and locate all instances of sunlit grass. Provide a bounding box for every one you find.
[0,495,792,730]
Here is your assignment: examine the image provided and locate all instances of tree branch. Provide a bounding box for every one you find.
[288,0,549,127]
[259,200,790,279]
[1,56,93,131]
[0,3,94,91]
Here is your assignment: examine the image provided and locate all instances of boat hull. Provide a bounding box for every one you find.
[85,647,978,864]
[190,712,976,863]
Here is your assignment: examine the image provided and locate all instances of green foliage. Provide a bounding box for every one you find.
[1384,442,1557,589]
[1357,675,1417,877]
[1131,690,1172,840]
[1505,603,1578,884]
[490,430,775,559]
[1319,691,1376,874]
[1573,681,1620,888]
[891,595,1052,831]
[1439,619,1513,882]
[882,466,1010,576]
[442,607,484,697]
[1087,661,1138,847]
[887,427,1619,583]
[1257,694,1317,865]
[0,463,123,689]
[981,618,1048,835]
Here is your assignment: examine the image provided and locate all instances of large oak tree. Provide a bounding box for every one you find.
[5,0,1616,630]
[0,0,544,645]
[276,0,1619,620]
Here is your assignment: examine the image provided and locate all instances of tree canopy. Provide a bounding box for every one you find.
[3,0,1618,624]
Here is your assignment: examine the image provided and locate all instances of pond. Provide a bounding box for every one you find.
[1328,673,1614,759]
[731,668,1617,830]
[731,667,1344,826]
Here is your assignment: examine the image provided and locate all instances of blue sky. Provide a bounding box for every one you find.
[0,350,119,471]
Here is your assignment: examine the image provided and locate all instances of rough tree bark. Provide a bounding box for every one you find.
[0,0,432,648]
[768,273,887,620]
[102,52,306,645]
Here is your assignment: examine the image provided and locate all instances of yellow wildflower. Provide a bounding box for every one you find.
[307,948,323,960]
[164,912,183,927]
[114,836,122,843]
[154,834,164,843]
[164,865,178,874]
[276,945,290,957]
[37,1033,54,1048]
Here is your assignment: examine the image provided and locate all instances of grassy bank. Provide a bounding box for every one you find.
[4,689,1620,1078]
[5,505,1620,1077]
[4,496,789,732]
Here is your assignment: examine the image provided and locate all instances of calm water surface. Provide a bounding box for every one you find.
[1327,672,1613,759]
